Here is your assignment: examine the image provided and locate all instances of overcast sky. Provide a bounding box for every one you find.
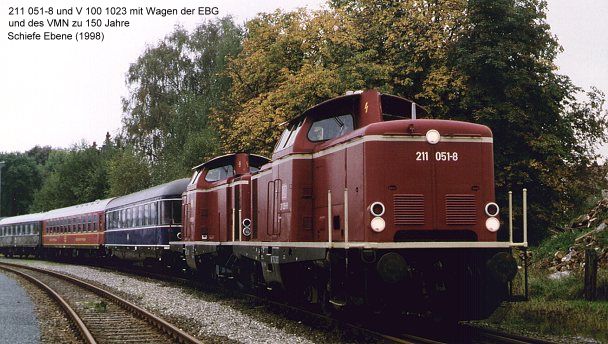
[0,0,606,156]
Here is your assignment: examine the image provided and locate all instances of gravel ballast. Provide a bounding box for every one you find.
[0,259,347,344]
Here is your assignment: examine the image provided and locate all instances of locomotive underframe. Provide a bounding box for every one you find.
[175,242,516,320]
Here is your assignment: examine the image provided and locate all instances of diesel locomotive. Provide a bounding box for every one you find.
[0,90,520,320]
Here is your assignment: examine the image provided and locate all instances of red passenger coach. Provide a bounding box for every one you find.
[173,90,520,320]
[42,199,113,256]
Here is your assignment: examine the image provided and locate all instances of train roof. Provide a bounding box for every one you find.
[106,178,189,210]
[0,212,45,225]
[192,153,270,171]
[286,91,427,125]
[42,198,114,220]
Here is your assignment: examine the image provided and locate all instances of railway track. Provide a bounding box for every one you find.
[91,262,559,344]
[0,262,202,344]
[0,259,556,344]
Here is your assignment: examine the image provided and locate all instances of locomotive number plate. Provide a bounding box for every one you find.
[416,151,459,161]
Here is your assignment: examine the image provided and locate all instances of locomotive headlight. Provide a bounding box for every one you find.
[485,217,500,232]
[371,217,386,232]
[485,202,500,217]
[370,202,385,217]
[425,129,441,144]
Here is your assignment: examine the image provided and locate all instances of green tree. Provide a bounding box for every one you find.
[451,0,608,242]
[121,17,243,182]
[31,143,110,211]
[0,153,41,216]
[107,147,151,197]
[26,145,53,166]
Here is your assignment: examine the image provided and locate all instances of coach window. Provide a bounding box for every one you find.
[205,165,234,183]
[161,201,170,225]
[160,200,181,225]
[139,205,145,226]
[307,114,354,142]
[144,204,150,226]
[131,207,136,227]
[151,202,158,225]
[133,207,139,227]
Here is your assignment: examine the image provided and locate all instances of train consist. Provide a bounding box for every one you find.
[0,90,520,319]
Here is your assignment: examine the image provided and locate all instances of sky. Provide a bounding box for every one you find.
[0,0,606,156]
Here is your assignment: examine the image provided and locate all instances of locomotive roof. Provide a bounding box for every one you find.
[192,153,270,171]
[43,198,114,220]
[286,91,427,125]
[0,212,45,225]
[106,178,189,209]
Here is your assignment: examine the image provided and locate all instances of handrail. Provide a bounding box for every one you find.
[508,188,528,248]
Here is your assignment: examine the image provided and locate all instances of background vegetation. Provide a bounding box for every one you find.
[1,0,607,245]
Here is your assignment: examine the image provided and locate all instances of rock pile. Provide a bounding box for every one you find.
[544,198,608,275]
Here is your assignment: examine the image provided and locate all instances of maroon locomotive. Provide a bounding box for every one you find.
[172,89,518,319]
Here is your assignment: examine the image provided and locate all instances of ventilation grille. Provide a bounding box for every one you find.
[445,194,477,225]
[394,194,425,225]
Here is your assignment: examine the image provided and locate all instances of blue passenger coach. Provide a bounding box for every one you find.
[104,179,189,261]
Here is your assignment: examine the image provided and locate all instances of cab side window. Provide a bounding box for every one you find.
[274,120,303,152]
[307,114,354,142]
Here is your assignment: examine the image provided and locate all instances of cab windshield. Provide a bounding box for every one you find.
[307,114,354,142]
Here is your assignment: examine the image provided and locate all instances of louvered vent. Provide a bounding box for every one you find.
[445,194,477,225]
[394,194,425,225]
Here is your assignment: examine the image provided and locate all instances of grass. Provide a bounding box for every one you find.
[485,231,608,343]
[488,298,608,342]
[83,300,108,312]
[532,228,587,263]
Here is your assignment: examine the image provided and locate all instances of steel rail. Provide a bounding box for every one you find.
[0,262,202,344]
[0,263,97,344]
[462,324,558,344]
